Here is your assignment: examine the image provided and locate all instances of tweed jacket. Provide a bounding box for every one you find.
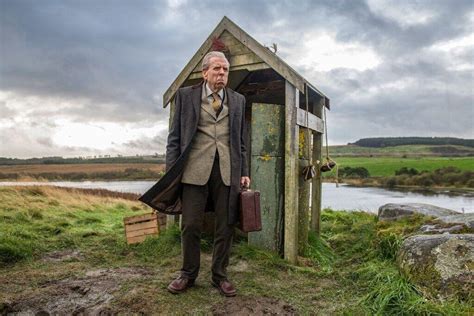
[181,84,231,186]
[138,82,249,225]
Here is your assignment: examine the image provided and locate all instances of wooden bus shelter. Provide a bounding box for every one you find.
[162,17,330,264]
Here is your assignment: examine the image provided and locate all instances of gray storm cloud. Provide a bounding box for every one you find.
[0,0,472,157]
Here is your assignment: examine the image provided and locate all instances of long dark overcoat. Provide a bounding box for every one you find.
[138,82,249,225]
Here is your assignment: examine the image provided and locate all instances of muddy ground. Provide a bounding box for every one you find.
[1,250,306,315]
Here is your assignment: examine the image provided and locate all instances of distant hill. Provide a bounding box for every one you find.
[328,144,474,157]
[350,137,474,148]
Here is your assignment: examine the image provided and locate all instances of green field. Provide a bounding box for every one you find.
[328,144,474,157]
[324,156,474,177]
[0,186,471,314]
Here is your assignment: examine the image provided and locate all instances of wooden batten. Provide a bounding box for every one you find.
[296,108,324,133]
[284,81,299,264]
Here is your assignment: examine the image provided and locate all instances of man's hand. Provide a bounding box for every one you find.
[240,176,251,189]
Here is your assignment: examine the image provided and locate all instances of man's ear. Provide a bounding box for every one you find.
[202,69,208,81]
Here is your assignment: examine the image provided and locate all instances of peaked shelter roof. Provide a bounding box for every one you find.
[163,16,329,109]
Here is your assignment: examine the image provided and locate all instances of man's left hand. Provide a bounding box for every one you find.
[240,176,251,189]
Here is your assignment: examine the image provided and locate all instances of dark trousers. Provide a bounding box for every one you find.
[180,155,233,282]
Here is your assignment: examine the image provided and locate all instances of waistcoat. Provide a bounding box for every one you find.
[181,85,231,186]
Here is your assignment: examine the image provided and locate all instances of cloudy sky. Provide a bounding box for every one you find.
[0,0,472,158]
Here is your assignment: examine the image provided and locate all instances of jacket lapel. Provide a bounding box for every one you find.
[216,104,228,122]
[202,104,217,119]
[191,83,203,121]
[226,88,237,129]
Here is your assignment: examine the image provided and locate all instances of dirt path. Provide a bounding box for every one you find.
[1,250,340,315]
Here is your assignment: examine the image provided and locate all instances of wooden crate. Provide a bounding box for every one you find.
[124,213,160,244]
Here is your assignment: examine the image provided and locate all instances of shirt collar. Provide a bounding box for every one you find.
[205,81,224,100]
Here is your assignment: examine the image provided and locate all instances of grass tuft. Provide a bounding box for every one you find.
[130,224,181,263]
[304,230,335,272]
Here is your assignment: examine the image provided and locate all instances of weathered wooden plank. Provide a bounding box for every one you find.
[226,42,252,56]
[188,63,269,80]
[311,98,324,235]
[124,213,157,225]
[296,108,324,133]
[248,103,285,252]
[191,51,263,73]
[127,235,156,245]
[284,81,299,264]
[126,227,159,238]
[298,128,310,255]
[229,53,263,66]
[125,220,158,233]
[229,63,270,73]
[218,30,235,42]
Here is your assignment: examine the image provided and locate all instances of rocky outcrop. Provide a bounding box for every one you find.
[397,234,474,300]
[438,213,474,229]
[378,203,459,221]
[419,213,474,234]
[419,224,466,234]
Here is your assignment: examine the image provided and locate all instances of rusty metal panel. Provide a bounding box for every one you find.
[248,103,285,252]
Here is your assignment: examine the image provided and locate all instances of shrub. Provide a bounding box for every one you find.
[384,177,397,188]
[339,166,370,178]
[395,167,419,176]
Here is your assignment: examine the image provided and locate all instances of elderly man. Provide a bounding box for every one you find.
[140,51,250,297]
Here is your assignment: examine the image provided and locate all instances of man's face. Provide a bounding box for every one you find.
[203,56,229,92]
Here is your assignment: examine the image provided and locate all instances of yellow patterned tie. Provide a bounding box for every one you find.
[211,93,221,112]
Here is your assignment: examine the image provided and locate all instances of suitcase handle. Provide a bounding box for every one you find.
[241,185,250,192]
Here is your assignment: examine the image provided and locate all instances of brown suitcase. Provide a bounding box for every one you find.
[238,189,262,233]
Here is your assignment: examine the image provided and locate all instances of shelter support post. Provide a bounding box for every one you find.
[298,127,310,255]
[284,81,299,264]
[310,97,324,235]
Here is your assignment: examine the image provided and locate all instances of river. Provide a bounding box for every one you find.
[1,180,472,214]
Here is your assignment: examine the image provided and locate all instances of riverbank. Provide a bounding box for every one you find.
[1,186,471,314]
[0,163,165,181]
[338,178,474,196]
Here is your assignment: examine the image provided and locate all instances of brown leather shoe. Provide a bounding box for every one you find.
[211,279,237,297]
[167,276,195,294]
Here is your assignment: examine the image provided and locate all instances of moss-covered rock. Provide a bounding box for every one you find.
[397,234,474,300]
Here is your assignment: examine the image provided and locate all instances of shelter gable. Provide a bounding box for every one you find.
[189,30,265,79]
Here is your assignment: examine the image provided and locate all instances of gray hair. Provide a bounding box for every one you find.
[201,51,229,71]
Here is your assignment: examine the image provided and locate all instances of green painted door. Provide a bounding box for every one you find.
[249,103,285,253]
